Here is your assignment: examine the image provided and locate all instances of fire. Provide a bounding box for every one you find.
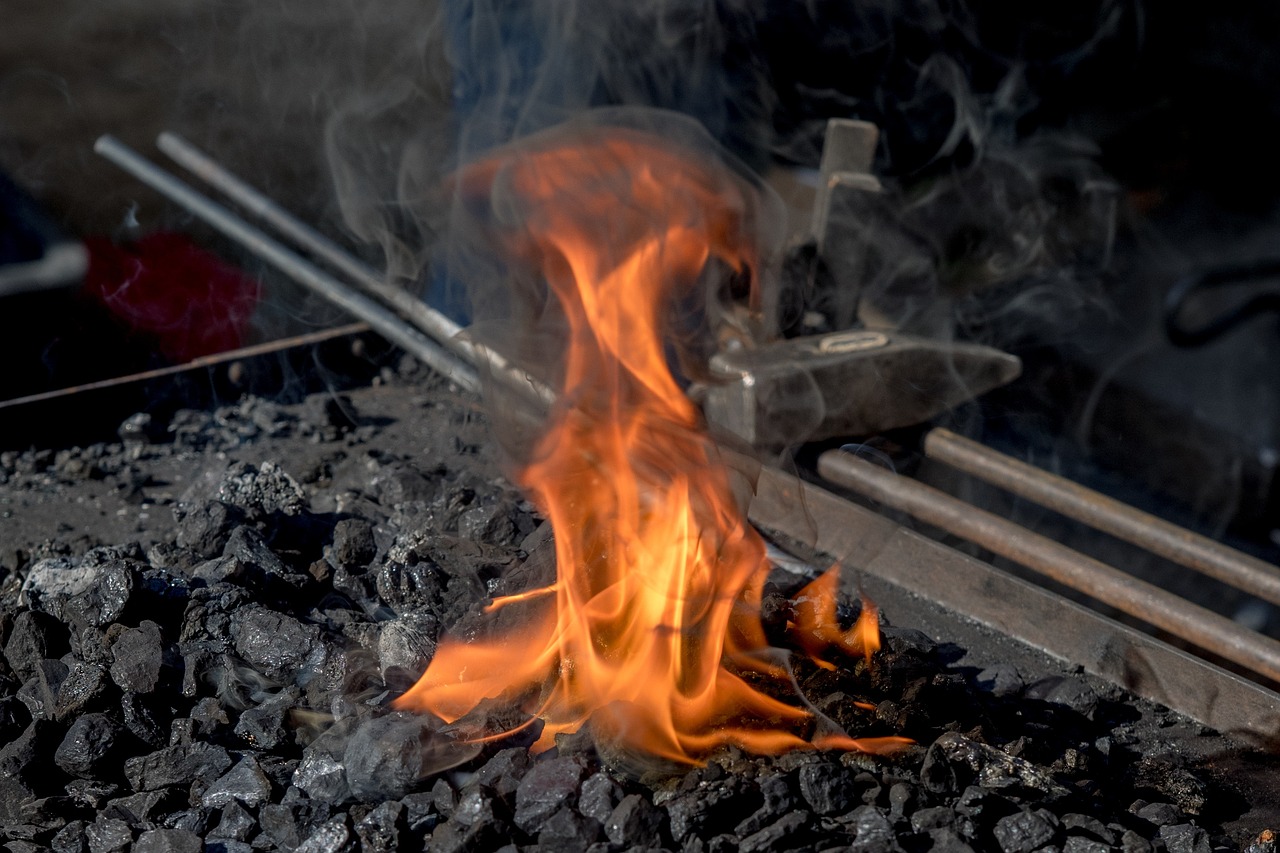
[394,121,907,763]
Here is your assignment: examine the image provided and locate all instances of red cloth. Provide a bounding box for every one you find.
[82,233,259,363]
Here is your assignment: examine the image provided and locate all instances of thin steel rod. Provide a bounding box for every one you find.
[0,323,370,410]
[153,132,553,408]
[925,428,1280,607]
[818,448,1280,684]
[93,135,480,393]
[156,132,465,352]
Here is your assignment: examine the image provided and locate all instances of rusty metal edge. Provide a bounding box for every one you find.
[747,463,1280,750]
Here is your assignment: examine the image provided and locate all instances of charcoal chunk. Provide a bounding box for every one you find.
[85,818,132,853]
[109,621,165,693]
[1136,802,1182,827]
[5,611,67,682]
[132,829,202,853]
[54,662,111,721]
[17,658,68,720]
[293,751,350,804]
[202,757,272,809]
[296,817,355,853]
[22,555,136,629]
[847,805,896,849]
[1064,837,1112,853]
[1159,824,1211,853]
[230,606,323,682]
[123,742,232,792]
[798,760,857,816]
[738,810,814,853]
[343,712,442,801]
[330,519,376,569]
[55,713,120,778]
[992,809,1058,853]
[216,461,307,518]
[234,690,295,750]
[355,800,405,853]
[473,747,531,801]
[578,771,623,824]
[210,801,257,841]
[540,807,602,848]
[174,501,243,560]
[50,820,88,853]
[736,774,796,836]
[606,794,665,848]
[513,756,585,831]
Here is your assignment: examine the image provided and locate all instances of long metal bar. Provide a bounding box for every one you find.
[817,448,1280,684]
[0,322,370,411]
[747,466,1280,747]
[93,135,480,393]
[925,427,1280,607]
[152,132,553,408]
[155,132,466,356]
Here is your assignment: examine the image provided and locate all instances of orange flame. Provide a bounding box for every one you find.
[394,124,907,764]
[790,567,882,670]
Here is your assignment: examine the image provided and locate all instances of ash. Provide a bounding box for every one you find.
[0,360,1268,853]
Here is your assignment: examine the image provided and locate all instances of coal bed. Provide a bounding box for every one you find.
[0,359,1276,853]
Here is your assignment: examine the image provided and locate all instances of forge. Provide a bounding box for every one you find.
[3,3,1280,853]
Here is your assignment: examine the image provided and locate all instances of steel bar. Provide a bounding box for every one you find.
[747,467,1280,747]
[156,133,465,354]
[816,447,1280,684]
[94,135,480,393]
[153,132,553,408]
[0,322,370,411]
[925,427,1280,607]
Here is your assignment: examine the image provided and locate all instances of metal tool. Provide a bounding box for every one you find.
[701,329,1021,446]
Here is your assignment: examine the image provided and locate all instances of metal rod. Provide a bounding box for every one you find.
[924,428,1280,608]
[817,448,1280,684]
[93,135,480,393]
[153,132,553,408]
[0,323,370,411]
[155,132,466,353]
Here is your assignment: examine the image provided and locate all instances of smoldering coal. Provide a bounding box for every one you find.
[0,376,1257,851]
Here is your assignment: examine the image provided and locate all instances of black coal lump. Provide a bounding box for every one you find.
[330,518,376,569]
[294,815,356,853]
[108,621,165,693]
[735,773,796,836]
[578,771,624,824]
[737,810,815,853]
[234,688,297,750]
[201,756,273,809]
[131,828,202,853]
[538,806,603,848]
[229,606,323,682]
[293,750,351,804]
[513,755,586,832]
[605,793,667,848]
[473,746,532,800]
[85,817,133,853]
[22,549,139,629]
[174,501,243,560]
[992,808,1060,853]
[798,759,859,816]
[50,820,88,853]
[209,800,257,842]
[5,611,68,682]
[54,662,111,721]
[122,741,232,792]
[54,712,121,778]
[343,711,439,801]
[664,777,758,842]
[1159,823,1211,853]
[355,800,405,853]
[17,658,68,720]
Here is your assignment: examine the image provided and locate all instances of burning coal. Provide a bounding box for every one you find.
[393,114,907,764]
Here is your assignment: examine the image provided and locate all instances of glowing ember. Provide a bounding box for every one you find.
[393,122,908,764]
